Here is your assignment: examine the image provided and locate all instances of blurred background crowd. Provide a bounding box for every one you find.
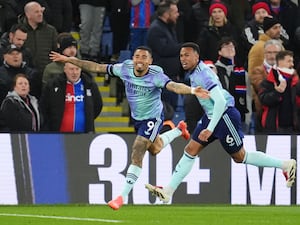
[1,0,300,135]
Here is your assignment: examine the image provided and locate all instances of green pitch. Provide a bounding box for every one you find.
[0,204,299,225]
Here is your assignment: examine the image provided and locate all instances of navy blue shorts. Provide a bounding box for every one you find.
[192,107,244,154]
[133,114,164,142]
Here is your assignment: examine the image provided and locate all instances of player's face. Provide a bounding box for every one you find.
[64,63,82,83]
[133,49,153,76]
[180,47,199,71]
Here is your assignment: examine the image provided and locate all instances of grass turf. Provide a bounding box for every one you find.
[0,204,299,225]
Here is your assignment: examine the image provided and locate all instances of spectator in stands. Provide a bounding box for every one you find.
[0,73,41,132]
[43,33,78,85]
[78,0,108,62]
[129,0,160,54]
[40,62,102,132]
[0,23,33,67]
[175,0,195,42]
[18,0,52,23]
[269,0,300,50]
[0,0,21,35]
[191,0,211,41]
[19,1,58,74]
[249,39,283,133]
[214,37,249,127]
[146,0,182,110]
[248,16,286,76]
[44,0,73,33]
[222,0,252,33]
[259,50,300,133]
[196,1,242,64]
[109,0,131,62]
[241,1,288,69]
[0,45,41,105]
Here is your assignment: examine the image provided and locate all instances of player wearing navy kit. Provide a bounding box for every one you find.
[145,42,297,203]
[49,46,210,210]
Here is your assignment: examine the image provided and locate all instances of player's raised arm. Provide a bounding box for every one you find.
[166,81,209,98]
[49,51,108,74]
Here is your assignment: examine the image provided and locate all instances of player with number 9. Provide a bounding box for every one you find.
[49,45,209,210]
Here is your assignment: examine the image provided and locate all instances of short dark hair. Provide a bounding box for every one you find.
[9,24,28,34]
[217,37,236,50]
[181,42,200,55]
[134,46,153,56]
[157,0,178,17]
[276,50,294,62]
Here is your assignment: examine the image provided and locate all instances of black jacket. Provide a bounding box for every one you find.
[40,72,103,132]
[146,18,182,80]
[0,62,42,105]
[0,32,34,67]
[0,91,41,132]
[77,0,108,7]
[215,57,249,121]
[259,68,300,132]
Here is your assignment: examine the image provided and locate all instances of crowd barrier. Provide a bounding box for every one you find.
[0,133,299,205]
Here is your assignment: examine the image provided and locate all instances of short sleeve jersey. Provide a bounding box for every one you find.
[189,61,235,119]
[107,60,171,120]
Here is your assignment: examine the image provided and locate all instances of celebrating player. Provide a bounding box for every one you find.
[145,42,297,203]
[50,46,210,210]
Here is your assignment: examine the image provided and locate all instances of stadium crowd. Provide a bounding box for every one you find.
[1,0,300,134]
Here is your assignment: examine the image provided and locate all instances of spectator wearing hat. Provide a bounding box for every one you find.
[0,23,34,67]
[248,16,287,76]
[42,33,78,85]
[269,0,299,50]
[195,1,242,64]
[241,1,288,69]
[0,44,42,105]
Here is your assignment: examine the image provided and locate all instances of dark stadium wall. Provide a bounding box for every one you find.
[0,134,298,205]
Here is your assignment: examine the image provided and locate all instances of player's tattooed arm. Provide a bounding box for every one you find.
[166,81,210,98]
[50,51,108,73]
[68,57,108,73]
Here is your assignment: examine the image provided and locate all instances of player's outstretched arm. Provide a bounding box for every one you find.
[49,51,108,74]
[166,81,209,98]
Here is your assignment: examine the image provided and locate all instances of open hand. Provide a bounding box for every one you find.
[49,51,68,63]
[194,86,210,99]
[274,79,287,93]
